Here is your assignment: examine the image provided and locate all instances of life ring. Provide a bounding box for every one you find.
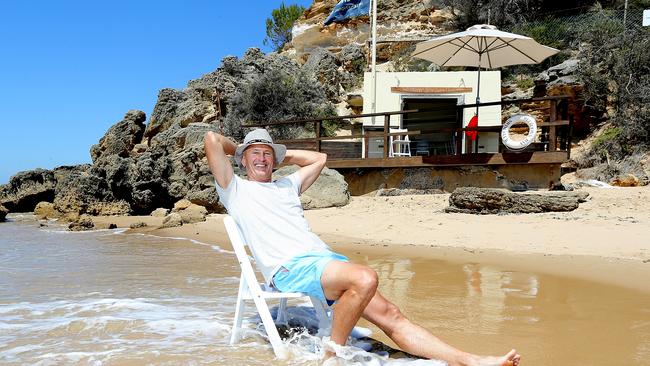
[501,114,537,151]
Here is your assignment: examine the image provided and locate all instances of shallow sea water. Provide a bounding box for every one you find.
[1,215,649,365]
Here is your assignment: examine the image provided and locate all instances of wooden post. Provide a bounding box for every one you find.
[383,114,390,158]
[549,100,557,151]
[315,121,322,152]
[455,129,462,155]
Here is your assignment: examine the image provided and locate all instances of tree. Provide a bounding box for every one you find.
[264,2,306,51]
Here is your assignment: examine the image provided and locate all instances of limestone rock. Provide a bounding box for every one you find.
[0,168,56,212]
[151,208,170,217]
[185,187,224,213]
[289,0,448,57]
[376,188,444,196]
[339,44,366,73]
[68,215,95,231]
[546,59,580,85]
[53,168,114,216]
[0,203,7,222]
[90,110,146,163]
[179,204,208,224]
[446,187,589,214]
[144,88,215,141]
[610,174,640,187]
[86,200,131,216]
[130,221,148,229]
[34,202,60,219]
[162,212,183,228]
[173,199,193,211]
[303,48,340,99]
[273,166,350,209]
[172,199,207,223]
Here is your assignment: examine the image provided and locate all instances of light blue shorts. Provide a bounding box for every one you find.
[272,251,349,304]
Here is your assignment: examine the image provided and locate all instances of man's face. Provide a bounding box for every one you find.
[241,144,275,182]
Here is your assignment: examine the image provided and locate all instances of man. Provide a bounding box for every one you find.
[204,128,521,366]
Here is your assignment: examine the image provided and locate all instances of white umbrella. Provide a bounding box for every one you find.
[412,24,559,151]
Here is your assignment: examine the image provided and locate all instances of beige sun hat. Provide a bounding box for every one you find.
[234,129,286,169]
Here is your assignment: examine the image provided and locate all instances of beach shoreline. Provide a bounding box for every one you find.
[93,185,650,293]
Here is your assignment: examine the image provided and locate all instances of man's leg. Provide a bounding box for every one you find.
[362,290,520,366]
[320,261,378,345]
[321,261,520,366]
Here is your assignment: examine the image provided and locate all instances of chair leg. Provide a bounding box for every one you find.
[230,276,247,345]
[276,298,288,326]
[310,296,332,337]
[253,295,287,358]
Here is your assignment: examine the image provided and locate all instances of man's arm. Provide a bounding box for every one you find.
[204,131,237,189]
[283,149,327,194]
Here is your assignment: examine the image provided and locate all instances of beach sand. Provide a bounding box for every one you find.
[95,185,650,293]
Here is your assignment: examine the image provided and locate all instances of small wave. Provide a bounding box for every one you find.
[123,231,234,254]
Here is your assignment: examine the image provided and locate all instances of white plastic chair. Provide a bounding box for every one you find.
[389,128,411,157]
[224,215,332,359]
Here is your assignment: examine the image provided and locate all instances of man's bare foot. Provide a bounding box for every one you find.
[472,349,521,366]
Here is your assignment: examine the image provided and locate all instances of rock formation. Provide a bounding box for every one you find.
[0,169,56,212]
[0,203,7,222]
[273,166,350,209]
[289,0,453,58]
[446,187,589,214]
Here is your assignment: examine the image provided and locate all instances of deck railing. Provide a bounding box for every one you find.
[242,95,573,160]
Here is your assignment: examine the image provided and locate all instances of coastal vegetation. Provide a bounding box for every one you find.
[264,2,306,51]
[224,69,337,141]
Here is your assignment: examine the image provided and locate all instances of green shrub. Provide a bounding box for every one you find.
[577,10,650,163]
[224,69,338,141]
[515,75,534,90]
[264,2,305,51]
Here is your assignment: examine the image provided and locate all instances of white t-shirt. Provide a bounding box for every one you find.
[215,172,330,283]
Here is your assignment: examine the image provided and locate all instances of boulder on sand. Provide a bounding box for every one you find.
[446,187,589,214]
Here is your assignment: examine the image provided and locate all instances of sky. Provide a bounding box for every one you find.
[0,0,315,184]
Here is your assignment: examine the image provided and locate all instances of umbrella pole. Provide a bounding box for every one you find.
[474,54,482,154]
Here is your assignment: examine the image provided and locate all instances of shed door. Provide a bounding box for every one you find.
[402,98,459,155]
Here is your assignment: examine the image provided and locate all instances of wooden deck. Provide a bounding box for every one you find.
[248,95,574,172]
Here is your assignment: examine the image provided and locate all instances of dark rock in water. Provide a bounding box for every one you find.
[446,187,589,214]
[90,110,146,163]
[129,221,148,229]
[68,215,95,231]
[0,203,8,222]
[0,168,56,212]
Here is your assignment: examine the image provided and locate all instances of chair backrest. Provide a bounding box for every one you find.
[223,215,264,296]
